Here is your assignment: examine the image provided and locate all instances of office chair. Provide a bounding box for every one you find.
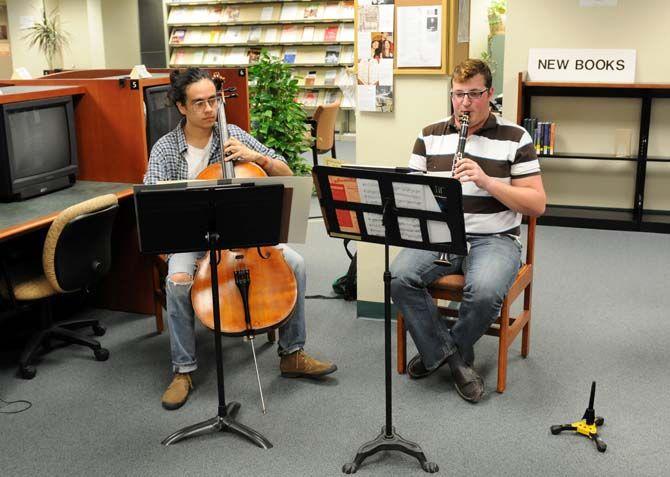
[306,100,341,167]
[396,216,537,393]
[4,194,119,379]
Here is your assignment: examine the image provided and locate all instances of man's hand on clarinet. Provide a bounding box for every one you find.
[454,158,492,190]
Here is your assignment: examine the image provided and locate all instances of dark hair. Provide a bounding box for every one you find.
[167,67,213,106]
[452,59,493,90]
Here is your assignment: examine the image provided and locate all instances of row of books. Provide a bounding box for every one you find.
[297,89,342,108]
[167,2,354,25]
[170,45,355,66]
[522,118,557,155]
[169,23,354,45]
[294,68,355,87]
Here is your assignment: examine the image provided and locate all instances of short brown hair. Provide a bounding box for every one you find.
[452,59,492,89]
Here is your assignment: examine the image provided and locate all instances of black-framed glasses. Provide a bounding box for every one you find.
[190,96,221,112]
[450,89,489,101]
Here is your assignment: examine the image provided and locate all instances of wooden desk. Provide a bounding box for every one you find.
[0,181,154,314]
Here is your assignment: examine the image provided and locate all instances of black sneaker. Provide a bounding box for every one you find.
[407,353,448,379]
[447,352,485,403]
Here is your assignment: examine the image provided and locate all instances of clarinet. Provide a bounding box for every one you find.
[434,112,470,267]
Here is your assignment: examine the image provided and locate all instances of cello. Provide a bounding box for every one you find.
[191,73,297,413]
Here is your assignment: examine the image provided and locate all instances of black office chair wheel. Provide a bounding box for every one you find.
[94,348,109,361]
[20,365,37,380]
[92,324,106,336]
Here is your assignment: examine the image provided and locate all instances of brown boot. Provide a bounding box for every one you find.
[280,349,337,378]
[161,373,193,410]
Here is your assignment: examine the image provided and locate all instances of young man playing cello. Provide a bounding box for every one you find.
[144,68,337,410]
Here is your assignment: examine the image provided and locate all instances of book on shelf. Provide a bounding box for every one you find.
[324,89,342,105]
[339,24,354,42]
[260,6,275,21]
[248,26,262,43]
[324,3,340,19]
[224,26,247,43]
[324,69,338,85]
[304,70,317,86]
[523,118,556,155]
[283,49,298,64]
[303,4,323,19]
[302,26,315,42]
[323,25,339,42]
[226,47,248,65]
[340,46,354,64]
[300,89,320,107]
[170,29,186,44]
[280,3,299,21]
[266,47,282,60]
[247,47,262,65]
[281,25,299,42]
[264,27,279,43]
[338,1,355,19]
[325,45,341,65]
[203,47,224,65]
[221,6,240,22]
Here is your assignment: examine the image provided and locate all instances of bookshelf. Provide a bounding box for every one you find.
[166,0,356,126]
[517,72,670,234]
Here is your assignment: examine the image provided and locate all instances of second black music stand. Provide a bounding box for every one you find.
[133,180,285,449]
[313,165,467,474]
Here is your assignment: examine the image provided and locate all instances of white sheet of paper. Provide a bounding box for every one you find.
[363,212,385,237]
[358,179,382,205]
[393,182,425,209]
[397,217,423,242]
[261,6,274,21]
[358,31,372,60]
[378,5,395,31]
[378,59,394,86]
[357,85,376,111]
[396,6,442,67]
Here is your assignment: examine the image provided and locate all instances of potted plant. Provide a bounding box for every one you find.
[23,0,69,75]
[248,50,312,176]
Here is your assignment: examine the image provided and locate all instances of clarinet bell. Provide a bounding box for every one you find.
[434,252,452,267]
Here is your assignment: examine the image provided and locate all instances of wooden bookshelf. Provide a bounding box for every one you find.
[517,72,670,233]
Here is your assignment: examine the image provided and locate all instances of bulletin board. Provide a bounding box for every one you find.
[394,0,469,75]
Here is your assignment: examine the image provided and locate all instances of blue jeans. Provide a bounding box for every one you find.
[390,234,521,371]
[166,244,307,373]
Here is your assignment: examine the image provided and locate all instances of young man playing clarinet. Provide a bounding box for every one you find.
[390,59,546,403]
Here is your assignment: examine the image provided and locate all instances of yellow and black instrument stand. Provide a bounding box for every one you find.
[551,381,607,452]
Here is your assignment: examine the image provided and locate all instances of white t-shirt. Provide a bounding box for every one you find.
[185,134,213,179]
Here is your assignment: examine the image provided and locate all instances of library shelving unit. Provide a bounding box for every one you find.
[165,0,355,133]
[517,72,670,233]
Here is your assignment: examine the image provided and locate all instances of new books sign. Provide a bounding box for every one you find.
[528,49,636,83]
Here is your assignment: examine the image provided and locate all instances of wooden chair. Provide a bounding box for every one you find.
[152,256,276,342]
[396,216,537,393]
[305,100,340,167]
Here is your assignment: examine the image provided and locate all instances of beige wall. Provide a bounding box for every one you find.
[503,0,670,210]
[101,0,139,68]
[6,0,58,76]
[356,76,451,303]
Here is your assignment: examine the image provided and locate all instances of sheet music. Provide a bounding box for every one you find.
[358,179,382,205]
[397,216,422,241]
[363,212,385,236]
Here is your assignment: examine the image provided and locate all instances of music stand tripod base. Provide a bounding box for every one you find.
[343,426,438,474]
[162,402,272,448]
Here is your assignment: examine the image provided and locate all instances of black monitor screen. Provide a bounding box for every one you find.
[145,85,182,152]
[8,105,70,180]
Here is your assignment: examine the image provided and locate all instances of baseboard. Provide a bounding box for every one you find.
[357,300,397,320]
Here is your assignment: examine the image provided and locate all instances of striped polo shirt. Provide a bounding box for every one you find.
[409,113,540,236]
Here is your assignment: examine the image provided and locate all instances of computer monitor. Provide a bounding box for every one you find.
[144,84,182,154]
[0,95,78,201]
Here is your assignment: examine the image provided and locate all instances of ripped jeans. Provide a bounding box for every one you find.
[166,245,307,373]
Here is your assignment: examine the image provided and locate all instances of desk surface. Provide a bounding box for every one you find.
[0,181,133,242]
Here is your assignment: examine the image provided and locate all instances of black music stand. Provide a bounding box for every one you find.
[313,166,467,474]
[133,180,285,449]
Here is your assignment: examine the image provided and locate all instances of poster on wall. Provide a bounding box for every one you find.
[356,0,395,112]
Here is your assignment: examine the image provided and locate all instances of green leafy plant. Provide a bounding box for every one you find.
[248,50,312,176]
[22,0,69,71]
[480,0,507,74]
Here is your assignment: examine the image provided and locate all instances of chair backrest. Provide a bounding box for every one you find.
[43,194,119,293]
[312,100,340,152]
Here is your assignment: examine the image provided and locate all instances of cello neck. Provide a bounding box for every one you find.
[216,83,235,179]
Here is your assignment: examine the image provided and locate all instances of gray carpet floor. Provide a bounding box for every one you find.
[1,220,669,476]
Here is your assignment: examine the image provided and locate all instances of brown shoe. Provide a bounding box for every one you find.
[161,373,193,410]
[280,349,337,378]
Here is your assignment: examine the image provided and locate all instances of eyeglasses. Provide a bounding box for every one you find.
[190,96,221,112]
[450,89,489,101]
